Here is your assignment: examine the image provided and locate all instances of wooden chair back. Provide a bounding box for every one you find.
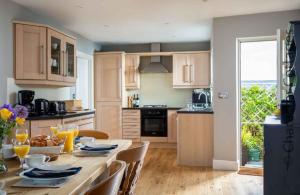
[79,130,109,139]
[116,141,149,195]
[85,160,126,195]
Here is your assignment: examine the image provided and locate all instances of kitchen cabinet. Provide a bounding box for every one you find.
[94,53,124,102]
[177,113,213,166]
[29,114,94,137]
[122,109,141,142]
[48,29,77,83]
[14,21,77,86]
[95,102,122,139]
[173,52,210,88]
[125,54,140,89]
[15,24,47,80]
[30,119,62,137]
[167,110,177,143]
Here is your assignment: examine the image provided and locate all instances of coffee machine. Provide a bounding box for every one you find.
[18,90,35,116]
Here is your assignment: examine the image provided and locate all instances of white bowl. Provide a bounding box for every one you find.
[79,137,95,145]
[29,145,63,155]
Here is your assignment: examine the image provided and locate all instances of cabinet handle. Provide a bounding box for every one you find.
[61,50,65,76]
[183,65,189,83]
[40,45,44,74]
[189,64,194,83]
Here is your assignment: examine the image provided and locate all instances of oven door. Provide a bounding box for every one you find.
[141,116,167,137]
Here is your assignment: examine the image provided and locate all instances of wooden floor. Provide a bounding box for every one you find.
[135,148,263,195]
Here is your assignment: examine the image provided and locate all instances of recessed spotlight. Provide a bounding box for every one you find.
[202,0,208,2]
[103,25,110,28]
[164,22,170,25]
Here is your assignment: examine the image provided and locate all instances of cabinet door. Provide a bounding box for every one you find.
[63,36,77,83]
[173,54,190,87]
[190,53,210,87]
[94,54,123,101]
[167,110,177,143]
[125,54,140,89]
[15,24,47,80]
[95,102,122,139]
[47,29,64,81]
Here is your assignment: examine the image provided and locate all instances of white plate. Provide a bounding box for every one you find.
[30,146,63,155]
[35,164,72,171]
[19,168,73,181]
[79,149,111,154]
[85,143,116,149]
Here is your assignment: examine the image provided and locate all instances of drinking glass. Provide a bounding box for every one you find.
[13,139,30,171]
[50,126,59,136]
[15,129,28,143]
[56,125,74,153]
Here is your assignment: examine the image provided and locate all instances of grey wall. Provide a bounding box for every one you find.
[0,0,100,104]
[100,42,210,52]
[212,10,300,166]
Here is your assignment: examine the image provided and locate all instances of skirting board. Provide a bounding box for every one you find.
[213,159,240,171]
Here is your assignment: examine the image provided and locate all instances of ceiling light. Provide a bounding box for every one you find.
[75,5,83,8]
[103,25,110,28]
[164,22,170,25]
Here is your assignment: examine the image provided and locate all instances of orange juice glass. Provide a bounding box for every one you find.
[15,129,28,143]
[63,130,74,153]
[13,139,30,171]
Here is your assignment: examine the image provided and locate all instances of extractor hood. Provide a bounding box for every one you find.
[140,43,169,73]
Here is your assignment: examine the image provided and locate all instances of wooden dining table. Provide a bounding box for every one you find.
[0,139,132,195]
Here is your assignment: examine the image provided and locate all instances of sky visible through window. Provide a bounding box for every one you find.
[241,40,277,81]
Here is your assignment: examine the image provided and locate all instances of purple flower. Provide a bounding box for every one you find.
[0,104,16,120]
[14,105,28,118]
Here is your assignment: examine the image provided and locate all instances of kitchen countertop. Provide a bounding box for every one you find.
[26,110,95,120]
[177,107,214,114]
[122,107,182,110]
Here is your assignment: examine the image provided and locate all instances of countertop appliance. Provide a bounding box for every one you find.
[141,106,167,137]
[49,101,66,115]
[35,99,49,115]
[18,90,35,115]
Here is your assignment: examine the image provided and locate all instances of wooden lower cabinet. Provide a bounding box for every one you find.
[30,119,62,137]
[177,113,213,166]
[96,102,122,139]
[167,110,177,143]
[29,114,95,137]
[122,109,141,142]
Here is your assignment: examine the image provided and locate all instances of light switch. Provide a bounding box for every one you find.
[218,92,229,99]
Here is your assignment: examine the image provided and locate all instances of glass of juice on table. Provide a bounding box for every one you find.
[56,125,74,153]
[13,139,30,171]
[15,129,28,143]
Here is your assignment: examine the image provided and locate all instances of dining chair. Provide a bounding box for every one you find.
[116,141,150,195]
[79,130,109,139]
[85,160,126,195]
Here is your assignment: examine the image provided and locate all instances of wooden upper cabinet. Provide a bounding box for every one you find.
[125,54,140,89]
[63,36,77,83]
[173,52,211,88]
[47,29,65,81]
[95,101,122,139]
[14,22,77,86]
[94,53,123,102]
[190,53,210,87]
[15,24,47,80]
[173,54,190,87]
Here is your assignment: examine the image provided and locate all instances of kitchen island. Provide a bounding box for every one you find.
[177,110,213,166]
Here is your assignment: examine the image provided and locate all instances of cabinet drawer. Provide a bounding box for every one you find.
[123,130,140,135]
[123,137,140,142]
[122,110,140,116]
[79,123,94,130]
[122,123,140,129]
[81,117,94,125]
[32,119,61,128]
[122,117,140,123]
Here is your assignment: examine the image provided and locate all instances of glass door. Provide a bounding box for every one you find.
[64,36,76,82]
[47,29,64,81]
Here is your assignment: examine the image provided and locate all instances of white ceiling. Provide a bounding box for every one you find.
[12,0,300,44]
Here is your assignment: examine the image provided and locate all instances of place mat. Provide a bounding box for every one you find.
[24,167,81,178]
[12,178,68,188]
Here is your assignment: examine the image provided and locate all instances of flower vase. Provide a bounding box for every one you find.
[0,138,7,174]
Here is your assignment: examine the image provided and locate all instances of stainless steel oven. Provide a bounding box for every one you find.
[141,108,167,137]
